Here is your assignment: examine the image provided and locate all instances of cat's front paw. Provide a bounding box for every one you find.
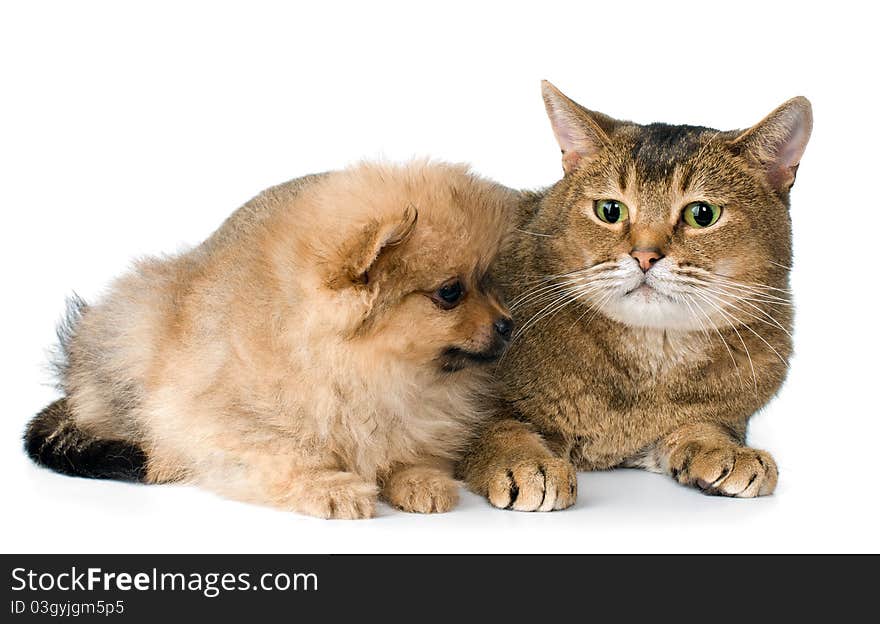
[383,466,459,513]
[670,443,777,498]
[487,457,577,511]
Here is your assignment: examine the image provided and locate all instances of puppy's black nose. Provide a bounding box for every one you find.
[494,316,514,341]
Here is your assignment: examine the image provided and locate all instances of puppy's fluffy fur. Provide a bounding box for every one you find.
[26,161,517,518]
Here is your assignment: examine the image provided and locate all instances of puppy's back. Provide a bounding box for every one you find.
[203,172,329,254]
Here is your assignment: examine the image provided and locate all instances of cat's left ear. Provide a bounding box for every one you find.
[730,97,813,193]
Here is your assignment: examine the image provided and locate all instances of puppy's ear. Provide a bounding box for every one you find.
[330,204,418,288]
[729,97,812,194]
[541,80,617,174]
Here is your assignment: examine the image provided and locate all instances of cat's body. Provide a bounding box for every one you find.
[459,83,810,509]
[493,195,789,471]
[27,161,517,518]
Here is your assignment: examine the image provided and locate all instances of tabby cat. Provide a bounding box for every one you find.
[459,82,811,509]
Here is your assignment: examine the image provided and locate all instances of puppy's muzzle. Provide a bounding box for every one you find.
[439,316,514,372]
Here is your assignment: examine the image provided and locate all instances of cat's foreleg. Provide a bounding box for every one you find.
[650,422,778,497]
[457,419,577,511]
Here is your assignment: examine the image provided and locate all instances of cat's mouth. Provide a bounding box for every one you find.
[625,282,669,297]
[592,260,704,330]
[625,284,653,296]
[623,282,676,304]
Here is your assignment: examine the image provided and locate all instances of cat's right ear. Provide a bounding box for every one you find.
[541,80,616,174]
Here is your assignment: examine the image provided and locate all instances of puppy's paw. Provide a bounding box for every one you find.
[292,471,378,519]
[486,457,577,511]
[383,467,459,514]
[670,443,777,498]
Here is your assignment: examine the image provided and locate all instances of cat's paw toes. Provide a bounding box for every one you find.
[294,472,378,519]
[384,468,459,514]
[671,444,777,498]
[487,457,577,511]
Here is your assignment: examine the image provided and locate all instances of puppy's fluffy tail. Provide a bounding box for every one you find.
[24,398,147,482]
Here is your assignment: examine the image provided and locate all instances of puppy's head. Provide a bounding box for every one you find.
[310,161,516,373]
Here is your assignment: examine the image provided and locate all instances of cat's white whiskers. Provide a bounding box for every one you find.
[672,277,793,337]
[512,276,614,346]
[708,275,793,296]
[676,273,792,305]
[518,263,611,287]
[674,280,789,309]
[703,280,792,305]
[516,270,580,287]
[675,266,790,294]
[512,290,580,343]
[767,259,793,270]
[698,286,793,339]
[699,292,790,368]
[509,265,607,309]
[510,266,620,312]
[510,278,585,311]
[557,283,613,332]
[692,291,759,396]
[515,228,554,238]
[679,294,712,345]
[579,288,617,329]
[528,283,607,330]
[686,294,745,390]
[568,290,607,331]
[505,266,595,301]
[673,269,791,372]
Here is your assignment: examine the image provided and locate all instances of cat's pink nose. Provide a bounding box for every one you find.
[631,248,664,272]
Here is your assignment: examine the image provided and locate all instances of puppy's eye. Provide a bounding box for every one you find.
[432,280,465,310]
[595,199,629,224]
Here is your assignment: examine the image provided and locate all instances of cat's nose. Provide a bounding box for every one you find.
[631,248,664,272]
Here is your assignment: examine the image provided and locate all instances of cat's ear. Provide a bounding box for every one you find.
[330,204,418,288]
[541,80,617,173]
[730,97,813,193]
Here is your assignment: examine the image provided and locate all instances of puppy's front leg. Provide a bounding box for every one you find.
[284,469,379,519]
[381,462,459,514]
[197,452,378,519]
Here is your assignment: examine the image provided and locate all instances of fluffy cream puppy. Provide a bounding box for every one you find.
[26,161,517,518]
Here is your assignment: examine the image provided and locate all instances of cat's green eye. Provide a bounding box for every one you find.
[682,201,722,228]
[595,200,629,224]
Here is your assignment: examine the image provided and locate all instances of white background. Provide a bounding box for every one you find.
[2,1,878,554]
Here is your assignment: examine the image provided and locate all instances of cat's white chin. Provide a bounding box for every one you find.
[589,256,716,331]
[587,256,705,331]
[600,286,703,331]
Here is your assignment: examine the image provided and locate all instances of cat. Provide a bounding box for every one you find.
[25,161,517,518]
[458,81,812,509]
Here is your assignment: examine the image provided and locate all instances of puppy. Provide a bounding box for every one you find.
[25,161,517,518]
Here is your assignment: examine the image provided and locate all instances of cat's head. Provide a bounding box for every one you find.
[529,81,811,331]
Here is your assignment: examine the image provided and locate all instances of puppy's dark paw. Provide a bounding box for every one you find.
[486,457,577,511]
